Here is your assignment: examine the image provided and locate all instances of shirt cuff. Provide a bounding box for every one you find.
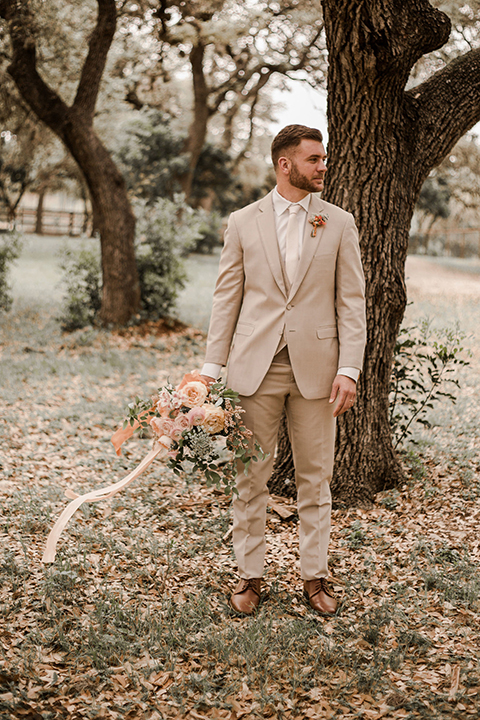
[201,363,223,380]
[337,366,360,382]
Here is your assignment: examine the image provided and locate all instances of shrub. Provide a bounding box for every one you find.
[134,195,208,319]
[0,231,22,312]
[115,109,242,215]
[59,195,216,329]
[58,246,102,331]
[389,319,470,448]
[190,209,223,255]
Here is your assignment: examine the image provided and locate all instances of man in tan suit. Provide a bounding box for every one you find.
[201,125,366,615]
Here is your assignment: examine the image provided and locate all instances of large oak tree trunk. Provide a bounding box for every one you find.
[270,0,480,505]
[1,0,141,325]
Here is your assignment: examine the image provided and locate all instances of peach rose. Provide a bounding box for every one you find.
[202,404,225,434]
[187,406,206,426]
[178,381,208,408]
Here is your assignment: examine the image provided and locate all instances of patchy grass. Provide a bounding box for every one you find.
[8,233,220,331]
[1,253,480,719]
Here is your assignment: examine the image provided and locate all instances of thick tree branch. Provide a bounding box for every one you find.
[0,1,69,134]
[404,47,480,171]
[322,0,450,88]
[73,0,117,120]
[361,0,451,69]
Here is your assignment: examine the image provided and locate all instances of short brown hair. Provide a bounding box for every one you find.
[271,124,324,167]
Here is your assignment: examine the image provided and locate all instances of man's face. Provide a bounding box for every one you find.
[283,139,327,194]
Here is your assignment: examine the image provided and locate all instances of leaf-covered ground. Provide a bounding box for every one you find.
[1,255,480,719]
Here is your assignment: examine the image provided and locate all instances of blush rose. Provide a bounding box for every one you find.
[171,414,190,441]
[187,406,206,426]
[150,417,175,439]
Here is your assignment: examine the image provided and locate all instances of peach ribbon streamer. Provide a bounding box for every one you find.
[42,437,172,563]
[111,410,152,456]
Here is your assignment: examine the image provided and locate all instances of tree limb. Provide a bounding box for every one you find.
[322,0,451,86]
[73,0,117,120]
[0,0,69,134]
[404,47,480,171]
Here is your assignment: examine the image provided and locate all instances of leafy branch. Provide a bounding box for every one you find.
[390,318,470,449]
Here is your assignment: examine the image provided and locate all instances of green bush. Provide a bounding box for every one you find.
[58,246,102,331]
[390,319,470,448]
[191,209,223,255]
[135,195,211,319]
[115,109,244,216]
[0,231,22,312]
[59,196,217,329]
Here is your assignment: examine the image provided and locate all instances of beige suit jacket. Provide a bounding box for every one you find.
[205,190,366,399]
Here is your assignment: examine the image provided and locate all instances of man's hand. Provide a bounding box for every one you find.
[329,375,356,417]
[200,375,216,387]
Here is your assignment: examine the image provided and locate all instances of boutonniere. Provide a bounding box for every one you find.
[309,213,329,237]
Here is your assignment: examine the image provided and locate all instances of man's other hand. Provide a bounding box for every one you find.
[200,375,216,387]
[329,375,356,417]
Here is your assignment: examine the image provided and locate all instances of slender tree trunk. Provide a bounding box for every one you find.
[35,187,46,235]
[181,43,211,201]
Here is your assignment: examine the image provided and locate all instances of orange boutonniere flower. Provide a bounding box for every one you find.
[309,212,329,237]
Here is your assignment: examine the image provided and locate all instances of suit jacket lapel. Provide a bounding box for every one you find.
[288,195,327,301]
[256,191,287,297]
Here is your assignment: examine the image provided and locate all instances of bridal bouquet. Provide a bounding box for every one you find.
[121,371,265,496]
[42,371,265,563]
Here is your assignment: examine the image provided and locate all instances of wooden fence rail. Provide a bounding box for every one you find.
[0,207,91,236]
[424,226,480,258]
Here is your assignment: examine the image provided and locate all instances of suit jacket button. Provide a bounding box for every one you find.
[286,304,292,310]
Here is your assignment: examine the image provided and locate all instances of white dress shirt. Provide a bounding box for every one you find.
[202,187,359,383]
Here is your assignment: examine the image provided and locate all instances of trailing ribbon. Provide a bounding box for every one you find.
[111,409,153,456]
[42,436,171,563]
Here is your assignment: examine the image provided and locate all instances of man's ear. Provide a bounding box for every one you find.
[277,156,291,175]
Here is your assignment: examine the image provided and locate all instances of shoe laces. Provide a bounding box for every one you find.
[241,578,260,596]
[312,577,333,598]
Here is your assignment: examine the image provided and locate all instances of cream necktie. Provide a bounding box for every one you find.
[285,203,301,283]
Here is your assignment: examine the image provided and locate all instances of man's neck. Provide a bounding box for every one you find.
[275,183,310,203]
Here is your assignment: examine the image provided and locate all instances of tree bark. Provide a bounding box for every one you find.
[271,0,480,505]
[0,0,141,325]
[268,413,296,499]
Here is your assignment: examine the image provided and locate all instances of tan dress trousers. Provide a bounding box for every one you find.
[233,352,336,581]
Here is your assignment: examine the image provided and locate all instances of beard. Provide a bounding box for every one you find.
[288,161,324,193]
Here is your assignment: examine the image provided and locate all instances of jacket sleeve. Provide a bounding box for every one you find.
[204,212,245,367]
[335,213,367,371]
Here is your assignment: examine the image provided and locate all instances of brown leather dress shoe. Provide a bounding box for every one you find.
[303,578,337,615]
[230,578,262,614]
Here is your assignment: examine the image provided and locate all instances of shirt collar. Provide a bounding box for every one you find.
[272,186,311,216]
